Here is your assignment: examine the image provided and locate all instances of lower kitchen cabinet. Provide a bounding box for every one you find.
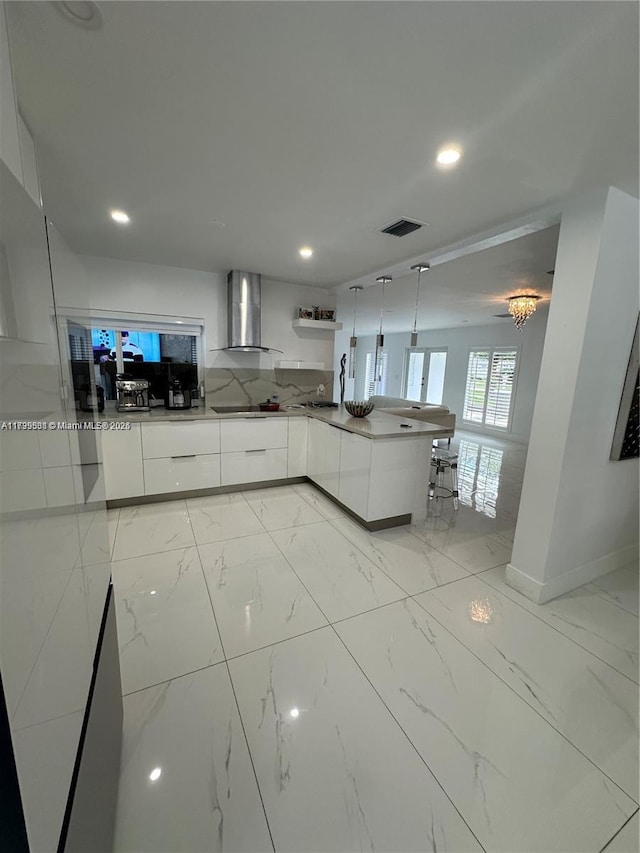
[101,424,144,500]
[220,418,287,452]
[337,430,371,519]
[307,418,340,497]
[141,421,220,459]
[287,417,308,477]
[143,453,221,495]
[221,448,287,486]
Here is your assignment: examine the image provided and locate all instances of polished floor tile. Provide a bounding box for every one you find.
[415,575,639,800]
[112,500,195,561]
[186,492,265,544]
[270,521,406,622]
[290,482,347,520]
[80,507,119,566]
[199,533,327,658]
[1,568,73,719]
[331,514,471,594]
[586,563,639,617]
[229,627,482,853]
[602,812,640,852]
[13,566,94,729]
[482,566,640,683]
[12,710,84,853]
[112,547,223,694]
[110,431,639,852]
[335,598,636,852]
[242,486,324,531]
[114,664,273,853]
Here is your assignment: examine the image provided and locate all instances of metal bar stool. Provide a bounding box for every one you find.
[429,448,459,510]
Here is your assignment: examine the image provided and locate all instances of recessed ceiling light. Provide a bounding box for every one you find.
[54,1,103,29]
[299,247,313,259]
[148,767,162,782]
[436,146,462,166]
[110,209,130,224]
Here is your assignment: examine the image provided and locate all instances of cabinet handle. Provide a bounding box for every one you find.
[170,454,196,459]
[247,416,267,420]
[245,449,266,454]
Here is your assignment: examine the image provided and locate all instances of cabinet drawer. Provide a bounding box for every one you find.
[143,454,221,495]
[220,418,287,453]
[141,421,220,459]
[220,448,287,486]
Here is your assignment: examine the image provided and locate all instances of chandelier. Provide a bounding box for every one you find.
[508,295,540,330]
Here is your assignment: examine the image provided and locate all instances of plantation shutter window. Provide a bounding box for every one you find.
[463,348,518,430]
[364,351,388,399]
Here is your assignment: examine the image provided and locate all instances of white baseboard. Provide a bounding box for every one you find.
[505,542,639,604]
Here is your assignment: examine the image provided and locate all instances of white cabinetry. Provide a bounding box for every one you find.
[141,421,220,495]
[141,421,220,459]
[337,431,371,519]
[101,425,144,500]
[220,417,288,486]
[307,418,423,524]
[144,454,220,495]
[287,417,308,477]
[0,3,22,184]
[307,418,340,498]
[220,418,287,453]
[221,449,287,486]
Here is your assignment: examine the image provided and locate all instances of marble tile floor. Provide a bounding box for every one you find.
[110,431,639,852]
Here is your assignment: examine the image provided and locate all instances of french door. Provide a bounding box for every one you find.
[404,348,447,404]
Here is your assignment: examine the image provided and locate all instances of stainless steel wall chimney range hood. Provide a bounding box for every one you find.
[223,270,282,353]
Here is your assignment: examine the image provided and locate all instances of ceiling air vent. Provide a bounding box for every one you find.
[493,313,512,319]
[380,218,425,238]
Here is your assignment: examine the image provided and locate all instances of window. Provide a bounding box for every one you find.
[63,311,204,403]
[463,348,518,429]
[364,351,388,399]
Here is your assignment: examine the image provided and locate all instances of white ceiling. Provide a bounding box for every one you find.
[7,1,638,290]
[337,224,558,334]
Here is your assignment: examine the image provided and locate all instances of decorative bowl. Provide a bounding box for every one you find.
[344,400,374,418]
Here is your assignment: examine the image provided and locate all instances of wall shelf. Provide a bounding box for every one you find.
[275,360,325,370]
[292,319,343,331]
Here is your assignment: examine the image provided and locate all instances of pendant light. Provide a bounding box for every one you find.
[374,276,392,386]
[409,263,430,347]
[348,285,363,379]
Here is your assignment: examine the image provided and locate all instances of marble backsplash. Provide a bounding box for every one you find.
[205,368,335,407]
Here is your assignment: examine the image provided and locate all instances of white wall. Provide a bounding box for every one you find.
[56,255,336,371]
[334,314,548,443]
[507,186,639,601]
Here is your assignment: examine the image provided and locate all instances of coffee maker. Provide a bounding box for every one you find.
[165,377,192,410]
[116,378,150,412]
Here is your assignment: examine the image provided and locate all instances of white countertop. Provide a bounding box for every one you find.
[96,402,450,440]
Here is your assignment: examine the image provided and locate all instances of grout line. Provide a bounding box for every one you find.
[120,659,227,698]
[475,569,640,687]
[327,620,487,852]
[191,548,276,850]
[409,590,640,804]
[598,808,640,853]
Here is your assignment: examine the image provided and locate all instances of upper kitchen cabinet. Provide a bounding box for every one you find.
[0,3,22,185]
[0,158,55,344]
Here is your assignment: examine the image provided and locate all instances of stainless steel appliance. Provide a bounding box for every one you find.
[116,378,150,411]
[165,378,192,410]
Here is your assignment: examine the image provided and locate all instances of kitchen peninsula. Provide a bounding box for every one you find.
[98,405,449,529]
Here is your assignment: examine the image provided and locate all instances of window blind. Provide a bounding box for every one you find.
[463,348,517,429]
[364,351,388,399]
